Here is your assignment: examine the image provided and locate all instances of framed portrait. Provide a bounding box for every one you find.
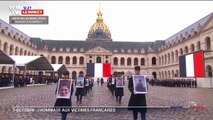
[76,77,84,88]
[116,77,124,88]
[85,78,89,86]
[56,79,72,99]
[132,75,147,94]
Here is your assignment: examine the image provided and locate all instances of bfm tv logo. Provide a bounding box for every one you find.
[10,6,44,16]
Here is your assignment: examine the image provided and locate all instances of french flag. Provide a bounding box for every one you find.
[179,51,205,77]
[86,63,111,77]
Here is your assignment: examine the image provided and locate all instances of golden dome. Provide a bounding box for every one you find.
[88,7,111,37]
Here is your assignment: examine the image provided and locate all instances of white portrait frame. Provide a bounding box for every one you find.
[76,77,84,88]
[116,77,124,88]
[132,75,147,94]
[56,79,72,99]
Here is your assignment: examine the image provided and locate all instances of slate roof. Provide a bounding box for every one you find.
[165,12,213,44]
[32,39,165,53]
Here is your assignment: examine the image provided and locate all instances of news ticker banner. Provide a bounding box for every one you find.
[11,105,205,113]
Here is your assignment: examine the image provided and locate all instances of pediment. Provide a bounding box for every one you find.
[86,46,112,54]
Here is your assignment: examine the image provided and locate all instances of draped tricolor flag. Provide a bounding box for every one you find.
[86,63,111,77]
[179,51,205,77]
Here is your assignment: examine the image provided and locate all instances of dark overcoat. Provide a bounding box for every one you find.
[128,77,147,112]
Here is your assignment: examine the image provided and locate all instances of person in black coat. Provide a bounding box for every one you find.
[115,72,124,104]
[128,66,147,120]
[84,75,90,95]
[108,74,116,97]
[54,71,74,120]
[101,77,104,86]
[75,71,85,104]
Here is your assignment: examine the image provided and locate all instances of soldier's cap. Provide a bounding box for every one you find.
[63,71,69,75]
[134,66,141,70]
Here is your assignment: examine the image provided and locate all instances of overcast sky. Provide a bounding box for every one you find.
[0,1,213,42]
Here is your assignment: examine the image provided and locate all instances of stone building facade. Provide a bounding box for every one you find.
[0,9,213,80]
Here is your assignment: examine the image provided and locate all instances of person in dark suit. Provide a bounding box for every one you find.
[84,75,90,95]
[108,74,116,97]
[128,66,147,120]
[115,72,124,104]
[75,71,85,104]
[54,71,74,120]
[101,77,104,86]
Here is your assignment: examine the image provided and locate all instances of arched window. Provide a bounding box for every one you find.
[206,65,212,77]
[8,67,12,73]
[164,54,167,65]
[28,51,31,56]
[159,72,161,79]
[2,66,6,73]
[72,71,77,79]
[162,71,164,80]
[190,44,195,52]
[161,56,164,65]
[171,52,174,63]
[197,41,201,51]
[206,37,211,50]
[58,56,63,64]
[175,70,179,77]
[134,58,138,65]
[158,57,161,65]
[168,53,170,64]
[152,72,157,79]
[120,57,125,66]
[96,57,101,63]
[175,50,178,62]
[15,47,19,55]
[165,71,167,79]
[3,42,8,53]
[168,71,171,79]
[127,57,131,66]
[141,58,145,66]
[51,56,56,64]
[113,57,118,65]
[180,48,183,55]
[172,70,175,78]
[20,48,23,55]
[73,56,77,64]
[66,56,70,64]
[80,56,84,65]
[9,44,13,55]
[152,57,156,65]
[24,50,27,55]
[184,46,188,54]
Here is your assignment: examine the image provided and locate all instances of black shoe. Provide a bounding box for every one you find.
[76,101,79,103]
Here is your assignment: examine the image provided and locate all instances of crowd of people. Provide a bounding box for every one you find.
[149,78,197,88]
[0,73,58,88]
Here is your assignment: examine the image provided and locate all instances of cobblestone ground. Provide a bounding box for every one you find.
[0,83,213,120]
